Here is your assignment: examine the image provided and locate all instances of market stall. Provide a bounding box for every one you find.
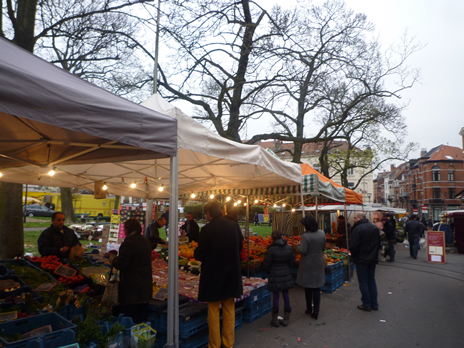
[442,210,464,254]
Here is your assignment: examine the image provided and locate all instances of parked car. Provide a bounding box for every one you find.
[23,204,55,217]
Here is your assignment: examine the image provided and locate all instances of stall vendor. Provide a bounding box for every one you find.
[180,213,200,242]
[336,215,351,249]
[38,212,85,260]
[145,216,167,250]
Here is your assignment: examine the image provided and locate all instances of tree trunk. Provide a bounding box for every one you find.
[0,183,24,258]
[60,188,77,223]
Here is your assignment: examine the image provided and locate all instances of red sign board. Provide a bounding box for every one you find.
[422,205,428,212]
[413,208,418,213]
[426,231,446,264]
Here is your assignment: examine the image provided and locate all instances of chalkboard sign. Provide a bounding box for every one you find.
[427,231,446,264]
[153,287,168,301]
[0,311,17,322]
[54,265,77,278]
[0,279,20,291]
[21,325,52,339]
[36,283,57,292]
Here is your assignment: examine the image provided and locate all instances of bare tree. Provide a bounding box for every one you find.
[0,0,154,257]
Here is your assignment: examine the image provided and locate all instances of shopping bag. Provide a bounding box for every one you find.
[419,238,426,249]
[102,267,119,305]
[131,323,157,348]
[402,239,409,248]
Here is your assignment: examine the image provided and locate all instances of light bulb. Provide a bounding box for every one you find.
[292,208,295,212]
[226,196,231,202]
[130,183,136,188]
[0,172,3,178]
[282,203,286,207]
[237,200,241,204]
[233,202,237,207]
[244,203,247,206]
[48,169,55,176]
[254,199,258,204]
[158,185,164,192]
[210,194,214,199]
[102,184,107,190]
[273,204,277,208]
[191,193,196,198]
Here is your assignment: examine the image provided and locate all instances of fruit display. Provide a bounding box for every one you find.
[178,241,197,259]
[241,236,302,265]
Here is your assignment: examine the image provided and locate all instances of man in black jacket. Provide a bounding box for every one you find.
[383,215,396,262]
[38,212,83,260]
[194,201,243,348]
[404,215,422,259]
[179,213,200,242]
[350,212,381,312]
[145,216,167,250]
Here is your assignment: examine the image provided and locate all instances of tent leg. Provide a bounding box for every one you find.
[344,203,351,280]
[300,188,305,218]
[166,154,179,348]
[245,196,250,278]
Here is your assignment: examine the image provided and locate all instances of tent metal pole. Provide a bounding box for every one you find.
[153,0,161,94]
[344,202,351,280]
[246,196,250,278]
[315,196,319,224]
[166,154,179,348]
[300,187,305,218]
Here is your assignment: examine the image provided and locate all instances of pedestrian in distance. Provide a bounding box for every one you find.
[350,212,380,312]
[404,215,422,259]
[262,230,295,327]
[253,212,260,226]
[161,206,169,233]
[180,212,200,243]
[294,215,326,320]
[194,201,243,348]
[383,215,396,262]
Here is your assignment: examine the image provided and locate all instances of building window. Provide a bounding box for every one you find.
[432,165,440,181]
[448,168,455,181]
[449,188,455,199]
[348,168,354,175]
[433,188,441,199]
[348,182,355,189]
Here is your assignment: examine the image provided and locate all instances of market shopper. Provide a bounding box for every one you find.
[350,212,380,312]
[38,212,84,260]
[180,213,200,242]
[161,206,169,233]
[262,230,295,327]
[295,215,326,320]
[194,201,243,348]
[145,216,167,250]
[404,215,422,259]
[336,215,351,249]
[383,215,396,262]
[106,218,152,324]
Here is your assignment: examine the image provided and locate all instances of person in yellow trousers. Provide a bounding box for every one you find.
[194,201,244,348]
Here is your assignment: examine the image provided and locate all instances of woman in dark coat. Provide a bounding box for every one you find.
[262,230,295,327]
[106,218,153,324]
[295,215,326,320]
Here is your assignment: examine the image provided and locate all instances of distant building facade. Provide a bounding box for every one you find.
[375,127,464,222]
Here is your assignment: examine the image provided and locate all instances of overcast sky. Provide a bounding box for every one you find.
[257,0,464,159]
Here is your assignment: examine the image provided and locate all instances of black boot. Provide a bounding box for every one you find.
[271,310,279,327]
[279,308,291,327]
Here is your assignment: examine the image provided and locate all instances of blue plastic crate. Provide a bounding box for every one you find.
[244,286,270,308]
[159,302,208,339]
[58,304,86,322]
[243,295,271,323]
[0,312,76,348]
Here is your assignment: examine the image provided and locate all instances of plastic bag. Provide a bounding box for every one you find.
[403,239,409,248]
[419,238,426,249]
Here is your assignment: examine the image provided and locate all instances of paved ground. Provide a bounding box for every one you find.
[234,245,464,347]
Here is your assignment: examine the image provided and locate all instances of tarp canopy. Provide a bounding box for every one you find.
[301,163,363,204]
[0,37,177,175]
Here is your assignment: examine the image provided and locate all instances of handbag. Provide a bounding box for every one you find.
[102,267,119,305]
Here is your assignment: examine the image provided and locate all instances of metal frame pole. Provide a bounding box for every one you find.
[166,154,179,348]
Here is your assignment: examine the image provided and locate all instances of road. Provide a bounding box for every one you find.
[234,245,464,347]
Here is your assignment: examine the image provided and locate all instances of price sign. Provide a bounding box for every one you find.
[0,311,17,322]
[54,264,77,278]
[35,283,57,292]
[153,287,168,301]
[21,325,52,339]
[0,279,20,291]
[427,231,446,264]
